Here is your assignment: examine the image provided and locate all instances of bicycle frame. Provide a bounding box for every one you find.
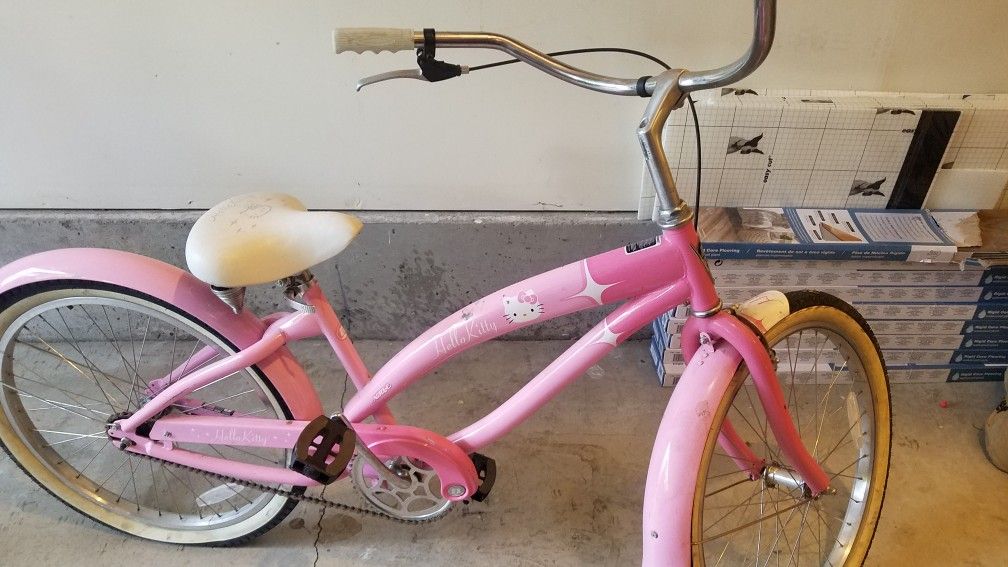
[0,2,850,562]
[86,218,828,560]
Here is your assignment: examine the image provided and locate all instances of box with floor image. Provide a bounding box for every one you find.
[698,207,957,261]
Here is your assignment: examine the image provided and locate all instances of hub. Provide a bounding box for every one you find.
[762,463,809,496]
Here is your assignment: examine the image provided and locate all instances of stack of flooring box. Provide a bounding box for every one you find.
[649,260,1008,386]
[648,207,1008,386]
[637,90,1008,217]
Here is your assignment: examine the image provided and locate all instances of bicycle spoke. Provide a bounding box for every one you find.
[166,331,179,385]
[707,467,754,482]
[173,341,203,387]
[94,455,131,494]
[40,430,107,448]
[18,327,127,405]
[741,384,783,464]
[706,476,756,498]
[158,464,186,519]
[80,305,141,380]
[1,382,105,423]
[50,310,131,402]
[705,481,767,534]
[783,501,812,566]
[114,456,141,512]
[827,455,867,485]
[193,469,242,514]
[148,459,164,517]
[705,496,806,545]
[813,358,848,459]
[14,359,116,405]
[755,476,765,564]
[817,413,866,465]
[173,389,256,413]
[9,371,110,414]
[126,310,139,409]
[55,434,105,465]
[730,403,769,449]
[101,305,146,389]
[759,493,802,567]
[713,541,730,567]
[162,465,214,519]
[816,500,823,566]
[126,314,152,410]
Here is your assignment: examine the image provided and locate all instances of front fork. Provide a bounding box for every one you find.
[682,311,830,495]
[642,309,830,566]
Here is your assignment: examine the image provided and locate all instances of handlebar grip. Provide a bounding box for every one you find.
[332,28,416,54]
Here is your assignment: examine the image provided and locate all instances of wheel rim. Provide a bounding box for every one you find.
[695,316,882,566]
[0,288,292,541]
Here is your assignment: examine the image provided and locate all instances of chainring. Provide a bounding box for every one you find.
[349,454,454,522]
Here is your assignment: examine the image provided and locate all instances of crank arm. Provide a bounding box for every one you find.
[349,420,412,490]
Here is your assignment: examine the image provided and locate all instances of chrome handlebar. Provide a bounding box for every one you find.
[337,0,777,228]
[678,0,776,92]
[423,32,644,96]
[423,0,775,97]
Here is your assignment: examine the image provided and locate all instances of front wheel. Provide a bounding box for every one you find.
[692,290,891,566]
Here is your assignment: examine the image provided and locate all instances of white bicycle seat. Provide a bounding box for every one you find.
[186,193,363,287]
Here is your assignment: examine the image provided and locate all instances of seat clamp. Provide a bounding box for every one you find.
[286,297,316,313]
[280,270,317,313]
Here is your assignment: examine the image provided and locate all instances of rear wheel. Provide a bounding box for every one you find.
[0,282,300,545]
[692,291,891,566]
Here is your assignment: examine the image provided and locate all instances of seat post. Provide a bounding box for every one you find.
[298,275,397,425]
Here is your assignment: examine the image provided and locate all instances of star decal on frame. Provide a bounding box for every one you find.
[596,320,622,346]
[570,260,616,305]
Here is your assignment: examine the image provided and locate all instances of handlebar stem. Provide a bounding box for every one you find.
[638,70,692,228]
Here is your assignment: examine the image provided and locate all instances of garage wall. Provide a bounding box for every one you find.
[1,1,1007,210]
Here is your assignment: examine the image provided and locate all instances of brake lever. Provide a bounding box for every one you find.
[356,69,426,92]
[356,58,469,92]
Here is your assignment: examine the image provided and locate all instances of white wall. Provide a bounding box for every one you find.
[1,1,1006,210]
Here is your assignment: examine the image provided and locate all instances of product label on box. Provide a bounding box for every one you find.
[856,303,980,320]
[700,208,956,261]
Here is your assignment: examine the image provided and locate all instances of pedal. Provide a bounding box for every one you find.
[291,415,357,484]
[469,452,496,502]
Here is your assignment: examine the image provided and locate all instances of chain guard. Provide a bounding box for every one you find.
[126,450,448,524]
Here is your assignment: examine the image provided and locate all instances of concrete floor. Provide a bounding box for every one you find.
[1,339,1006,566]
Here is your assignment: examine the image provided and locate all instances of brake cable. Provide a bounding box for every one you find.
[469,48,704,230]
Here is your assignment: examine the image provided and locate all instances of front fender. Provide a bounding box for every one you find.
[642,340,742,566]
[0,248,322,419]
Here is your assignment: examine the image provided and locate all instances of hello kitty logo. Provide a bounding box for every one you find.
[503,289,544,324]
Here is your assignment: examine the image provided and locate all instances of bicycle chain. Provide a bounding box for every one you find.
[129,450,445,525]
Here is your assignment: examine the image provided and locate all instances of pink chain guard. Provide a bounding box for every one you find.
[137,415,479,496]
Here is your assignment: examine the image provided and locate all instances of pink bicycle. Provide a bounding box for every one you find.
[0,1,890,564]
